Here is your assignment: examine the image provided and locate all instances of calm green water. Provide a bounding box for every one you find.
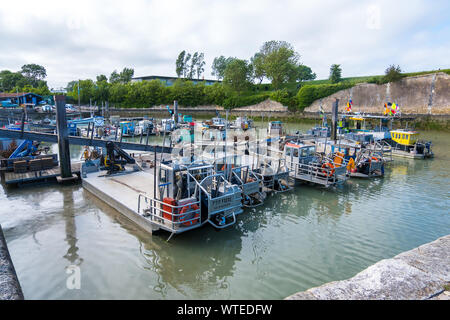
[1,121,449,299]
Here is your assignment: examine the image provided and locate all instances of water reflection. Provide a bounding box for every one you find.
[82,189,242,298]
[62,188,83,267]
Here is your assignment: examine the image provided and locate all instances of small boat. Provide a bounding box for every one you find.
[119,121,136,137]
[230,116,253,131]
[283,140,348,187]
[387,129,433,159]
[158,119,176,134]
[134,119,156,136]
[268,121,285,137]
[347,149,385,178]
[203,117,227,131]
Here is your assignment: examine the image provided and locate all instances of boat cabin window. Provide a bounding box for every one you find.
[286,147,292,157]
[300,148,309,157]
[293,148,299,157]
[160,169,167,183]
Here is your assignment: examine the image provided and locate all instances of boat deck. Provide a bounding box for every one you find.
[391,150,426,159]
[82,169,161,234]
[291,172,339,187]
[349,172,383,179]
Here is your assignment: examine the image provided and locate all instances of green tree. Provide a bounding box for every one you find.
[189,52,198,79]
[96,74,108,82]
[119,67,134,83]
[204,82,226,105]
[70,79,95,104]
[293,65,316,82]
[384,65,402,83]
[250,53,265,84]
[211,56,234,80]
[109,70,121,83]
[329,64,342,83]
[183,53,191,78]
[196,52,205,80]
[94,80,110,103]
[257,41,301,88]
[223,59,252,92]
[175,50,186,78]
[20,64,46,86]
[66,80,78,92]
[109,82,128,104]
[0,70,27,91]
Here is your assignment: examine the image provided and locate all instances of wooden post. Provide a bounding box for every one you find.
[55,95,72,179]
[331,99,339,141]
[174,100,178,125]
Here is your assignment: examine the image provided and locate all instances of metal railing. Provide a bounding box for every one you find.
[287,158,348,187]
[137,193,202,233]
[231,165,265,207]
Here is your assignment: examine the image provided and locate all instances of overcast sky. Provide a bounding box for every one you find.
[1,0,449,89]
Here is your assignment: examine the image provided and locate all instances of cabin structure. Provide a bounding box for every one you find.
[0,92,43,106]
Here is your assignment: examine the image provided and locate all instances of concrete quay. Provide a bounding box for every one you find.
[0,225,24,300]
[286,235,450,300]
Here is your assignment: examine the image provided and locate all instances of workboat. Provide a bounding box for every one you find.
[346,149,385,178]
[229,165,266,207]
[282,140,348,187]
[158,119,176,133]
[308,126,330,138]
[206,152,268,207]
[388,129,433,159]
[339,114,392,141]
[139,159,243,235]
[119,121,136,137]
[134,119,155,136]
[230,117,253,131]
[242,142,293,193]
[268,121,285,137]
[203,117,227,131]
[69,116,105,127]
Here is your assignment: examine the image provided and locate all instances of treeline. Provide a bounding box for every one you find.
[66,41,321,110]
[0,64,51,96]
[63,41,439,111]
[67,78,274,109]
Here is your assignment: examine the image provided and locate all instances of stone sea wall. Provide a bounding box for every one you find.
[286,235,450,300]
[0,225,24,300]
[305,72,450,115]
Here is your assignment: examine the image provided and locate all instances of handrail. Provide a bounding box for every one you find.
[137,193,202,229]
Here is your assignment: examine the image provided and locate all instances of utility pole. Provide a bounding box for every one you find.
[78,79,81,112]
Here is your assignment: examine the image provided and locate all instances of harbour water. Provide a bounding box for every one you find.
[0,121,449,299]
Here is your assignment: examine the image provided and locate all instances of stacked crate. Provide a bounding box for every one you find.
[28,159,43,172]
[13,160,28,173]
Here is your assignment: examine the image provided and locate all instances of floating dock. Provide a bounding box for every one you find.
[1,162,81,186]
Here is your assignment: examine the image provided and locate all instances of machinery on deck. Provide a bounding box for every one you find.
[101,141,136,175]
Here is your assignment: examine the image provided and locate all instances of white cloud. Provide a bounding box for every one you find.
[0,0,448,88]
